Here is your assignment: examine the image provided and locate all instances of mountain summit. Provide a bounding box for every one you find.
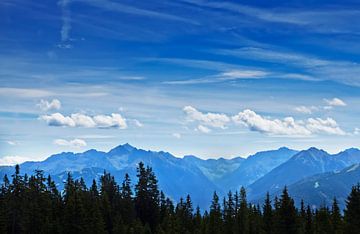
[1,145,360,209]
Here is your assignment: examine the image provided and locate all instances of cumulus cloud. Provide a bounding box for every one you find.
[324,98,347,107]
[183,106,230,129]
[196,125,211,133]
[37,99,61,111]
[306,118,346,135]
[40,112,127,129]
[354,128,360,135]
[232,109,346,136]
[53,138,87,148]
[172,133,182,139]
[232,109,311,136]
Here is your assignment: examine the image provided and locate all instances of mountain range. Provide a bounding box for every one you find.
[1,144,360,210]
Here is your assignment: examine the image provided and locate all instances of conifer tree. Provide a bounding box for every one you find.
[344,184,360,234]
[223,191,235,234]
[209,191,222,234]
[263,192,273,234]
[276,187,297,234]
[331,198,343,234]
[237,187,249,234]
[120,173,135,224]
[305,205,313,234]
[135,162,160,231]
[314,205,332,234]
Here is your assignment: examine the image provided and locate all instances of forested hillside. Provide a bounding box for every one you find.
[1,163,360,234]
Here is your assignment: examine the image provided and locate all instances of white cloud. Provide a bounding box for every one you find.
[37,99,61,111]
[70,113,96,127]
[41,113,76,127]
[294,106,313,114]
[59,0,71,42]
[0,156,34,166]
[218,69,268,80]
[78,0,197,24]
[196,125,211,133]
[0,88,53,98]
[232,109,345,136]
[53,138,87,148]
[324,98,347,107]
[232,109,312,136]
[172,133,182,139]
[183,106,230,129]
[132,119,143,127]
[93,114,127,128]
[40,112,127,129]
[354,128,360,135]
[6,141,17,146]
[306,117,346,135]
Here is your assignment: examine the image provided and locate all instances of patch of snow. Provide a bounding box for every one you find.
[347,164,360,172]
[314,181,320,188]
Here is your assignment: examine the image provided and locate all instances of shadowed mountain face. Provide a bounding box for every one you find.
[247,147,360,200]
[0,144,360,209]
[269,163,360,210]
[218,147,299,190]
[0,144,220,209]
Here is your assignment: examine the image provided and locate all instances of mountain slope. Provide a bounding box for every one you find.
[271,163,360,210]
[248,147,360,200]
[218,147,298,190]
[182,155,245,182]
[0,144,219,209]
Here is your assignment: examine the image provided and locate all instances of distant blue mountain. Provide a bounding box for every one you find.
[270,163,360,210]
[0,144,219,209]
[247,147,360,200]
[1,145,360,210]
[218,147,298,190]
[182,155,245,182]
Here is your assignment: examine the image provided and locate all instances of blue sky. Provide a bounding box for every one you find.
[1,0,360,163]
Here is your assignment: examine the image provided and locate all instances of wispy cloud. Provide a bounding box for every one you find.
[217,47,360,86]
[37,99,62,111]
[53,138,87,148]
[172,133,182,139]
[0,88,53,98]
[0,155,35,166]
[6,141,17,146]
[196,125,211,133]
[77,0,198,25]
[324,98,347,107]
[217,70,268,80]
[182,0,360,34]
[294,106,316,114]
[58,0,72,47]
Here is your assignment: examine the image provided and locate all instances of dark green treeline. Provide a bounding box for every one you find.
[1,162,360,234]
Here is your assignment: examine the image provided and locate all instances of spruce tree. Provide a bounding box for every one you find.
[263,192,273,234]
[331,198,343,234]
[237,187,249,234]
[209,191,222,234]
[344,184,360,234]
[277,187,297,234]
